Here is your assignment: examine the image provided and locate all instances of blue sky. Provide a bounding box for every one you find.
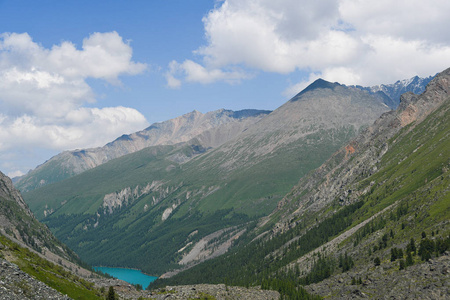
[1,0,449,177]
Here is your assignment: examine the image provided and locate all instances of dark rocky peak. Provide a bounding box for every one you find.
[292,79,341,100]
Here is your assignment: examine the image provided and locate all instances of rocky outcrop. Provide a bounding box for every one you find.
[101,181,178,215]
[178,227,246,266]
[0,171,32,217]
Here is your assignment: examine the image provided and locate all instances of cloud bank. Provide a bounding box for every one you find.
[0,32,148,176]
[167,0,450,93]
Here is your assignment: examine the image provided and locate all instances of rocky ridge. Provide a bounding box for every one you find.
[209,80,390,173]
[15,109,270,193]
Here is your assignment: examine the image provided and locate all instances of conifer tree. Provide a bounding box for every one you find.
[107,286,116,300]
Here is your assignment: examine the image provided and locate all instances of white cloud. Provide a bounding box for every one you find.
[166,59,250,88]
[0,32,148,176]
[168,0,450,90]
[0,107,148,151]
[339,0,450,43]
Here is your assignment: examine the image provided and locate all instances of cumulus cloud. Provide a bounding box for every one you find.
[0,32,148,175]
[168,0,450,90]
[166,59,250,88]
[0,107,147,151]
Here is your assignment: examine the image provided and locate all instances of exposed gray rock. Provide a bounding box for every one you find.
[147,284,279,300]
[306,254,450,299]
[0,171,32,217]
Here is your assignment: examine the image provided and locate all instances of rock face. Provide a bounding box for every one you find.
[0,171,33,217]
[15,109,271,192]
[0,259,69,300]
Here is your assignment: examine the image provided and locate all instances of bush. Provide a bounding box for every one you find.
[374,257,381,266]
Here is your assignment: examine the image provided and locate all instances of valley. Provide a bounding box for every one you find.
[1,69,448,299]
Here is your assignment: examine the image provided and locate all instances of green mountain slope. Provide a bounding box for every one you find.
[152,68,450,299]
[23,80,389,275]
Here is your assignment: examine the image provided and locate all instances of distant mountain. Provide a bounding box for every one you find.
[23,78,390,275]
[15,109,271,193]
[156,67,450,299]
[353,75,434,109]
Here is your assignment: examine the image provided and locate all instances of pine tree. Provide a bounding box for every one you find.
[406,252,414,267]
[107,286,116,300]
[407,238,416,255]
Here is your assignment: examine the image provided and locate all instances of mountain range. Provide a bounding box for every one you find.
[352,74,435,109]
[2,70,448,299]
[14,75,433,194]
[15,109,271,193]
[21,78,392,275]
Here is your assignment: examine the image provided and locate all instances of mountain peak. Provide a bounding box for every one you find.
[292,79,341,100]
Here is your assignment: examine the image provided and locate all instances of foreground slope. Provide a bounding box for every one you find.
[154,67,450,299]
[24,79,389,275]
[16,109,270,193]
[0,171,106,299]
[0,171,76,261]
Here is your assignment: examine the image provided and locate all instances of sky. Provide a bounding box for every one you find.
[0,0,449,178]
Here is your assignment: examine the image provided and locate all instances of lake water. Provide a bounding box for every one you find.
[94,266,157,288]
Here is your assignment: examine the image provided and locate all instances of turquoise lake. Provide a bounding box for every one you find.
[94,267,157,288]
